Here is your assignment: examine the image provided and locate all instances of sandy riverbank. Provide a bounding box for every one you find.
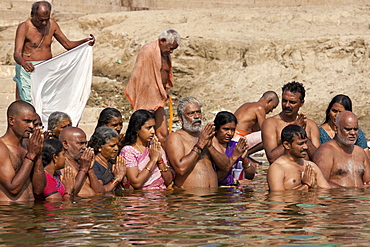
[0,5,369,135]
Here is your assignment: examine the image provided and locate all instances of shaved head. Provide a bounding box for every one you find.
[7,100,35,119]
[59,127,87,160]
[336,111,357,126]
[260,91,279,114]
[335,111,358,146]
[59,127,85,142]
[261,91,279,101]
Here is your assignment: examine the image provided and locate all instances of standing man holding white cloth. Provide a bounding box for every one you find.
[13,1,94,103]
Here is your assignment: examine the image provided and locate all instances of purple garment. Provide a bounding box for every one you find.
[218,141,240,186]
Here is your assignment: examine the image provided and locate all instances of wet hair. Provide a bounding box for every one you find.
[177,97,202,120]
[42,139,63,167]
[122,110,155,146]
[7,100,35,118]
[89,126,118,154]
[31,1,52,16]
[282,81,305,101]
[95,108,122,130]
[214,111,237,132]
[281,124,307,144]
[323,94,352,124]
[158,29,181,45]
[48,111,71,132]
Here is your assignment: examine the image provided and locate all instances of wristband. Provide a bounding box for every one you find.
[112,177,121,183]
[64,192,74,197]
[21,60,27,65]
[78,168,88,174]
[194,144,203,152]
[191,149,201,155]
[159,168,168,172]
[302,182,311,189]
[110,179,119,187]
[25,155,35,163]
[157,158,164,164]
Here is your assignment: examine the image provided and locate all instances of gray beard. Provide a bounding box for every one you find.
[183,118,202,132]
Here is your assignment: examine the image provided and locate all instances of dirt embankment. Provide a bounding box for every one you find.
[0,6,370,134]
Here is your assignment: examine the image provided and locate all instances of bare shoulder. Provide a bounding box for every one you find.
[15,21,28,33]
[353,145,368,157]
[305,160,319,168]
[263,114,280,126]
[306,118,319,128]
[165,130,185,150]
[270,155,288,168]
[167,130,183,142]
[0,139,12,163]
[316,140,336,154]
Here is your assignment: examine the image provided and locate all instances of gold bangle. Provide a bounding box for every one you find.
[145,167,151,172]
[159,168,168,172]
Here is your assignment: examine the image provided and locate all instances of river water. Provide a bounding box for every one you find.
[1,164,370,246]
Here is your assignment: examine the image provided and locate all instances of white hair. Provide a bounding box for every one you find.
[158,29,181,45]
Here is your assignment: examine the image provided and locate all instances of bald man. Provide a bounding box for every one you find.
[0,100,45,201]
[313,111,370,188]
[233,91,279,154]
[59,127,104,196]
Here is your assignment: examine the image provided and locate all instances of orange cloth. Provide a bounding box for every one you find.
[232,130,262,150]
[124,40,173,111]
[235,129,249,137]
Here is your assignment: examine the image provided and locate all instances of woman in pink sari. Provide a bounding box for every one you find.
[120,110,173,190]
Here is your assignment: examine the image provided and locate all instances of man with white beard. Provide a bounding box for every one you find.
[313,111,370,188]
[165,97,218,188]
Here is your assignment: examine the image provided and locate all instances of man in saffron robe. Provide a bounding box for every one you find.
[124,29,181,145]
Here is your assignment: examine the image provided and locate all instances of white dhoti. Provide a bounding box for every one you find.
[30,42,92,129]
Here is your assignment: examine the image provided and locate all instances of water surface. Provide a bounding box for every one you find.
[1,165,370,246]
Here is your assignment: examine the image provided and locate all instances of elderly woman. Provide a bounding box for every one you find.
[120,110,173,190]
[212,111,256,186]
[89,126,126,192]
[48,111,72,139]
[41,139,74,200]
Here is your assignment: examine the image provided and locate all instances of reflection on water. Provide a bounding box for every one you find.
[1,165,370,246]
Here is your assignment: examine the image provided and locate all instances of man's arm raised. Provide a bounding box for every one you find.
[53,20,94,50]
[311,163,331,189]
[306,120,320,159]
[31,129,46,195]
[262,118,284,164]
[165,123,214,176]
[0,131,43,196]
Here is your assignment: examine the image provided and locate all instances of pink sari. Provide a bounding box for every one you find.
[121,145,168,190]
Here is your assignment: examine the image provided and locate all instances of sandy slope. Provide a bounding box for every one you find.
[0,5,369,135]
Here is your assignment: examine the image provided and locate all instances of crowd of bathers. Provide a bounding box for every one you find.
[1,80,369,202]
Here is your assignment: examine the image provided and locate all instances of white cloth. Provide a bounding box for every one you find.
[30,42,92,129]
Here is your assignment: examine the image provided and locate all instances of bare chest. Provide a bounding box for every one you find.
[8,146,27,172]
[283,168,304,189]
